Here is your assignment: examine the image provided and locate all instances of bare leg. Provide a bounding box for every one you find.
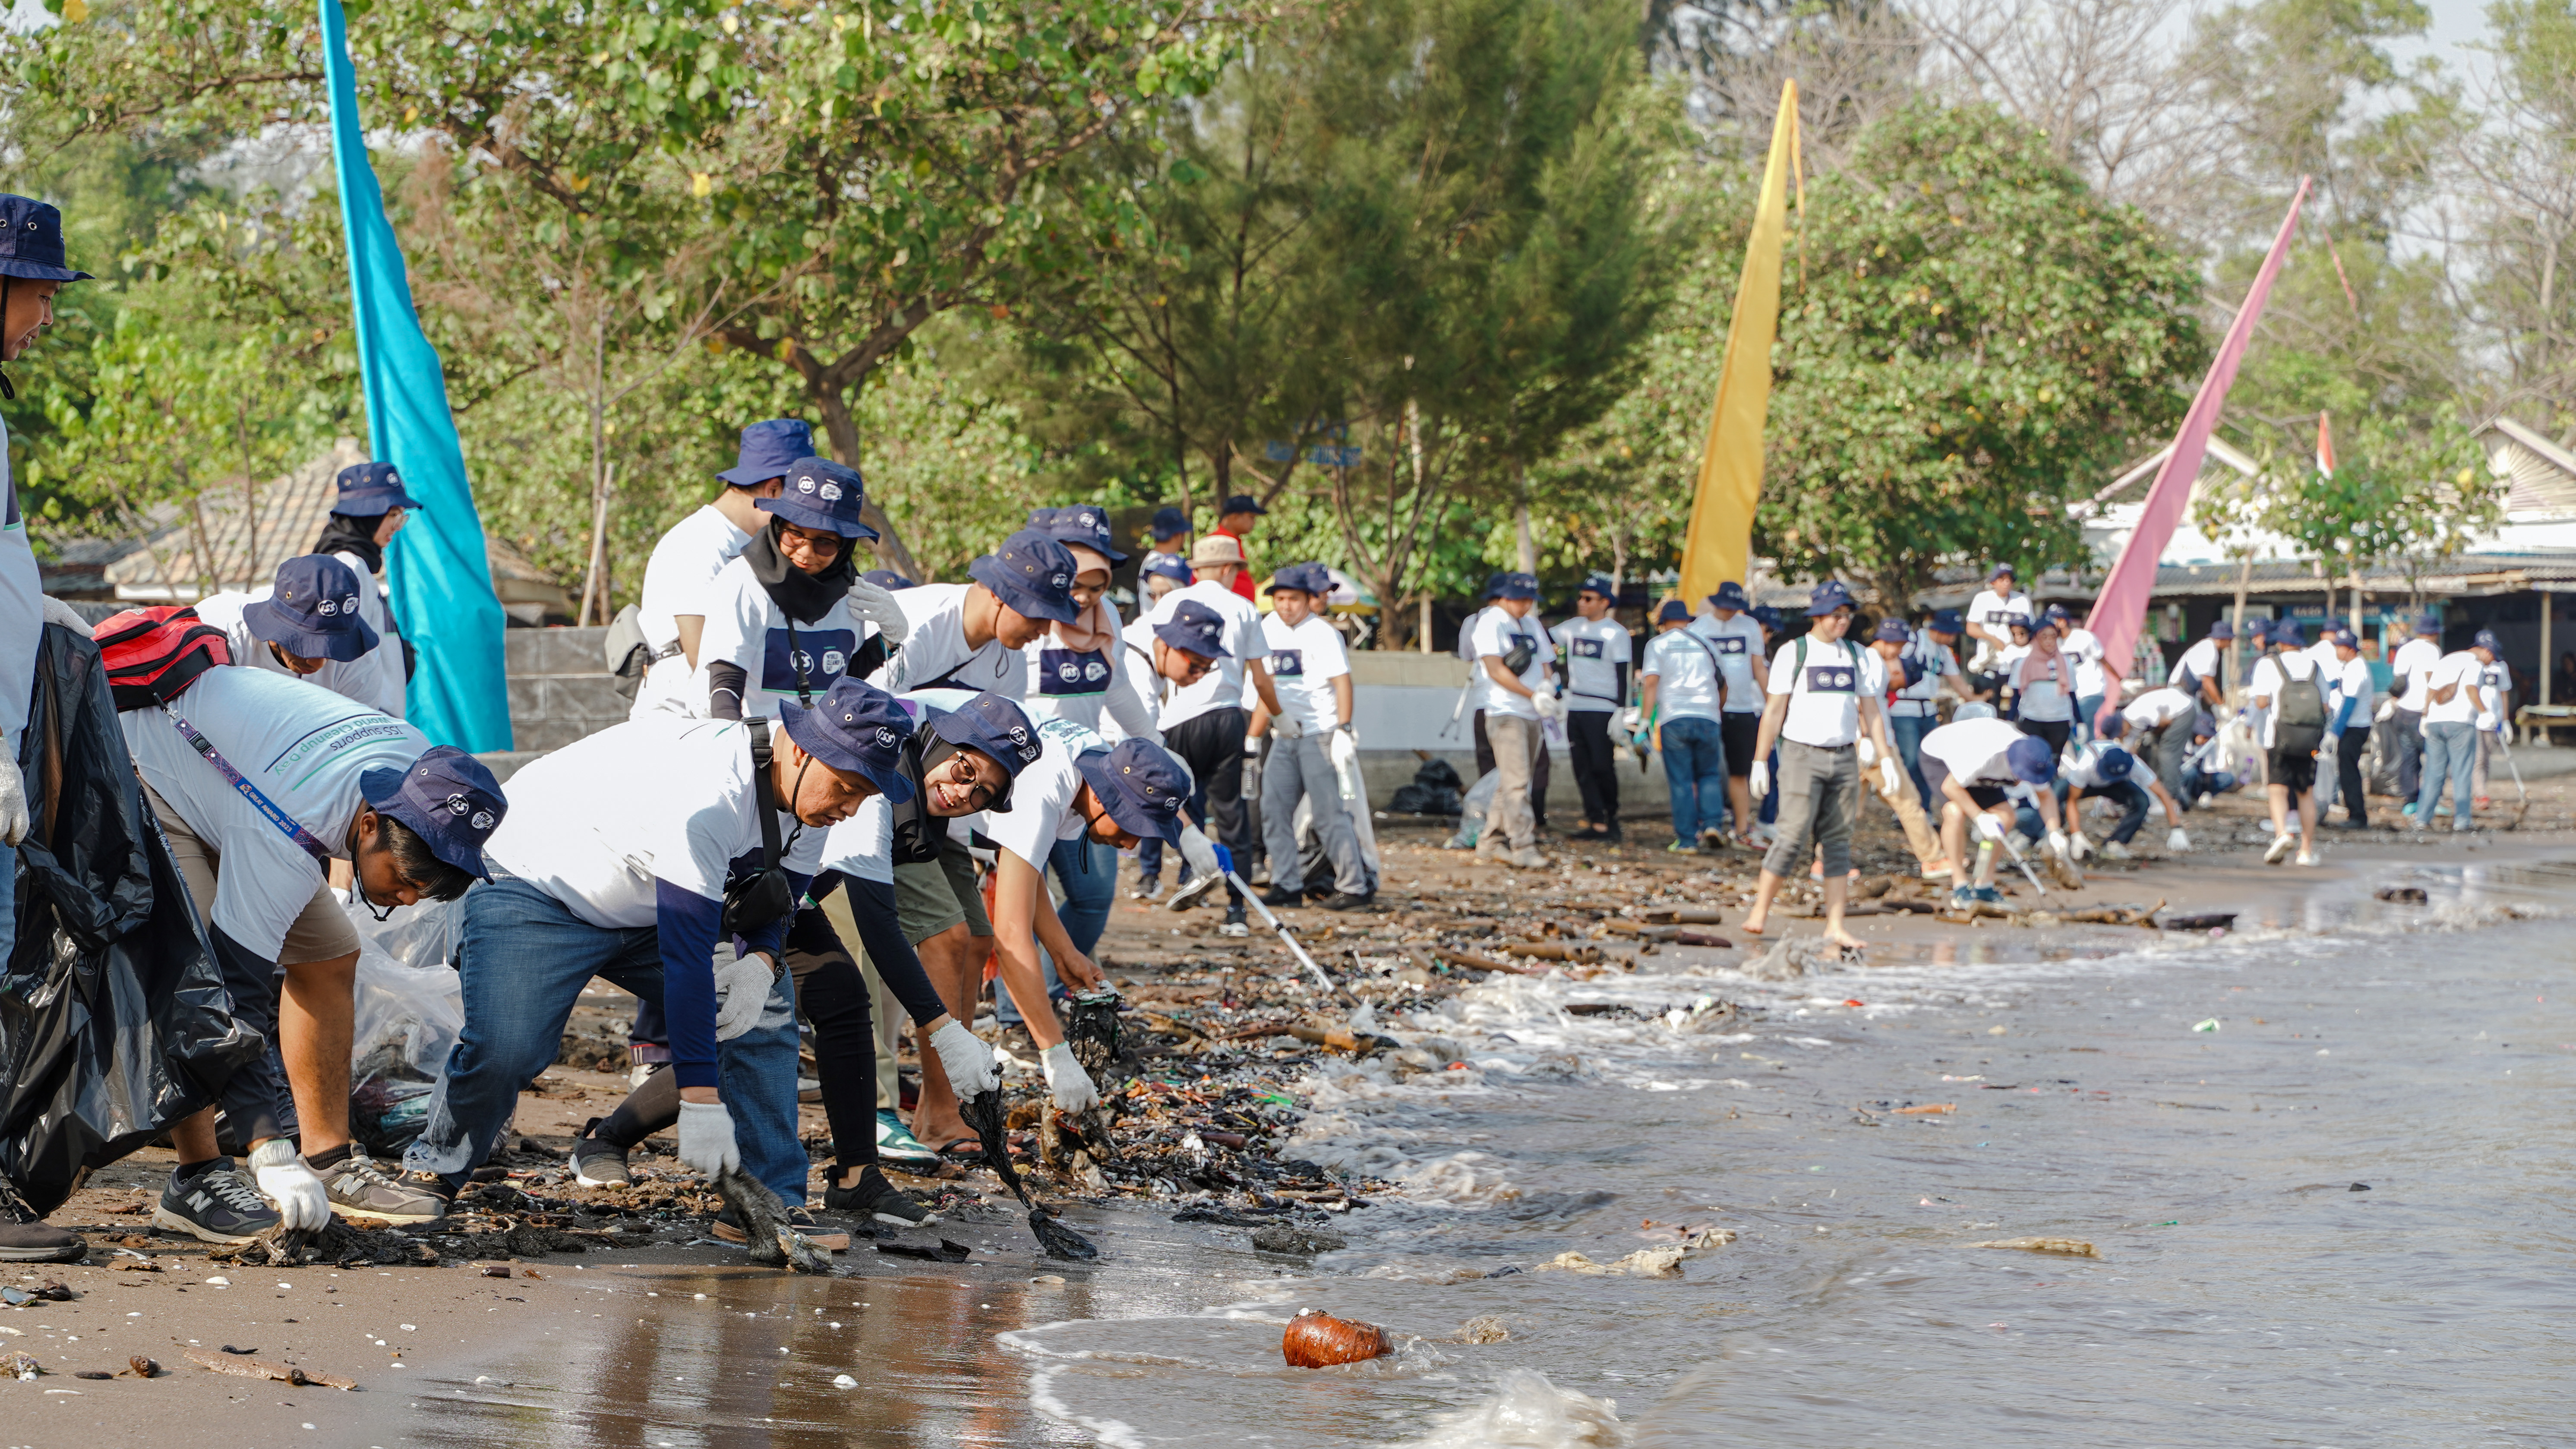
[1743,869,1784,935]
[1728,776,1755,845]
[278,951,357,1157]
[1821,874,1863,950]
[1940,803,1968,882]
[170,1107,222,1164]
[906,924,983,1149]
[2267,782,2291,840]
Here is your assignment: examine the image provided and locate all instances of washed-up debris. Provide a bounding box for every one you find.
[2162,912,2237,931]
[1282,1308,1393,1367]
[10,1353,40,1380]
[209,1219,439,1269]
[1973,1237,2102,1258]
[1894,1103,1956,1115]
[714,1165,833,1274]
[1456,1315,1511,1344]
[963,1088,1099,1261]
[2375,885,2429,903]
[1499,940,1604,964]
[182,1347,357,1390]
[2060,900,2165,926]
[1534,1246,1687,1278]
[1250,1223,1348,1255]
[1639,907,1727,925]
[1743,936,1849,980]
[874,1237,972,1263]
[1429,946,1548,977]
[127,1356,162,1378]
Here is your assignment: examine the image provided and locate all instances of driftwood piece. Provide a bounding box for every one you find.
[1499,941,1605,963]
[183,1347,357,1391]
[1429,947,1548,977]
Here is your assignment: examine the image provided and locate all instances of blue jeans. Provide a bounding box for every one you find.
[1889,712,1936,808]
[405,876,809,1205]
[1659,715,1727,842]
[2417,720,2477,827]
[997,836,1114,1025]
[2091,780,2151,844]
[2074,693,2105,745]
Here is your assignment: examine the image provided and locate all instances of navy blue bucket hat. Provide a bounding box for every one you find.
[1493,572,1538,601]
[966,530,1080,625]
[777,677,915,804]
[860,568,915,591]
[718,419,815,488]
[244,555,380,663]
[1141,555,1192,587]
[334,461,423,519]
[1076,738,1193,846]
[362,746,508,881]
[1655,599,1691,624]
[927,691,1044,811]
[1263,562,1334,597]
[756,457,878,540]
[1806,580,1855,617]
[1708,581,1750,611]
[2005,736,2055,786]
[1029,504,1128,565]
[0,196,90,283]
[1153,598,1232,659]
[1149,505,1190,541]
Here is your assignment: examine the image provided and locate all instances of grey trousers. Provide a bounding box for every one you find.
[1262,731,1367,894]
[1763,738,1859,878]
[1481,713,1544,852]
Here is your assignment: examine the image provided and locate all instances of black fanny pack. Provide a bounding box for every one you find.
[723,718,799,936]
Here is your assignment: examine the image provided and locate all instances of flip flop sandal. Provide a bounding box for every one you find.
[934,1137,986,1165]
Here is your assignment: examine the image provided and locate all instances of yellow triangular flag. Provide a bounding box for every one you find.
[1677,79,1800,606]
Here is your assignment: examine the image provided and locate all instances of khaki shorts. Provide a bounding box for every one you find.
[892,841,991,945]
[145,784,360,966]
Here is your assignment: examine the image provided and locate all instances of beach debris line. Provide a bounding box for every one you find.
[1282,1309,1393,1367]
[1972,1237,2102,1258]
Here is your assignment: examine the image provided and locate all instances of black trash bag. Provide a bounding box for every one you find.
[1388,755,1465,817]
[0,623,261,1214]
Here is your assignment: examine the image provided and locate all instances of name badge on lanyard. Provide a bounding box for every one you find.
[1039,647,1111,696]
[763,627,855,695]
[1270,647,1305,679]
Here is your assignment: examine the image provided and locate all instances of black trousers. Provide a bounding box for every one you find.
[2336,723,2371,824]
[1565,710,1620,827]
[1164,707,1252,901]
[2390,708,2424,800]
[1473,709,1551,826]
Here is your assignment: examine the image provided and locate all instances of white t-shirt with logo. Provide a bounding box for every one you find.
[1889,633,1960,718]
[191,588,405,717]
[2248,650,2326,748]
[1551,616,1630,712]
[325,549,408,721]
[1142,581,1269,730]
[120,667,428,960]
[1022,598,1157,742]
[483,714,826,929]
[1469,608,1554,722]
[631,505,753,718]
[692,555,862,720]
[2332,652,2375,724]
[2061,738,2156,792]
[2060,626,2107,699]
[1767,635,1883,748]
[2391,636,2444,712]
[2122,686,2197,732]
[2424,650,2484,726]
[2479,658,2513,728]
[957,716,1102,870]
[1639,628,1725,722]
[1918,716,2031,785]
[1690,612,1766,712]
[866,582,1028,701]
[2170,636,2224,692]
[1261,612,1351,734]
[1965,587,2031,661]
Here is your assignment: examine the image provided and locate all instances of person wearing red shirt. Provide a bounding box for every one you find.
[1214,493,1265,601]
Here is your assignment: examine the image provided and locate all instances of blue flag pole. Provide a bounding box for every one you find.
[319,0,512,751]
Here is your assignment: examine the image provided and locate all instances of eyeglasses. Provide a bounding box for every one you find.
[1172,652,1215,680]
[942,754,1000,811]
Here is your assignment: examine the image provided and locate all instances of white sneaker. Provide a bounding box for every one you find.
[2263,833,2295,865]
[1129,879,1163,901]
[2102,841,2132,860]
[2294,851,2320,866]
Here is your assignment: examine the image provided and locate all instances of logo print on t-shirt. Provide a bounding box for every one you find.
[1038,648,1108,696]
[1805,665,1857,694]
[763,627,856,693]
[1572,638,1604,659]
[1271,648,1304,678]
[1717,636,1746,654]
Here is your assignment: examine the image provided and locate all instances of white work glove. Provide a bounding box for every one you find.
[1974,812,2008,844]
[2045,828,2069,858]
[929,1019,999,1096]
[0,750,25,849]
[1878,756,1901,797]
[1532,691,1563,721]
[1042,1041,1100,1114]
[848,577,909,646]
[41,595,88,634]
[710,947,777,1043]
[2068,829,2092,862]
[2476,711,2498,733]
[1272,715,1304,742]
[247,1138,330,1232]
[1175,824,1222,884]
[2166,827,2191,852]
[676,1098,741,1178]
[1748,760,1772,801]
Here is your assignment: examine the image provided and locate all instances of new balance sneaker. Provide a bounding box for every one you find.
[0,1177,84,1263]
[1217,913,1251,938]
[874,1109,944,1171]
[714,1203,851,1252]
[569,1119,633,1187]
[1129,876,1163,902]
[825,1165,940,1227]
[317,1147,448,1225]
[155,1159,280,1245]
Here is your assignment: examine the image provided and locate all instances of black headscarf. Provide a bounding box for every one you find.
[316,512,385,575]
[744,515,856,625]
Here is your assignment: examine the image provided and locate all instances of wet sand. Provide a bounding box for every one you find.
[12,778,2576,1446]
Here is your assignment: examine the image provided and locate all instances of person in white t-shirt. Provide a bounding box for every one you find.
[118,667,505,1242]
[1468,571,1556,868]
[1963,564,2030,670]
[1140,534,1282,934]
[1553,573,1632,842]
[2473,643,2514,808]
[2414,630,2496,831]
[2387,612,2445,806]
[2168,618,2233,709]
[2045,604,2110,740]
[2320,627,2375,828]
[868,528,1080,699]
[1638,599,1727,852]
[1887,609,1975,808]
[696,458,899,721]
[1916,714,2061,900]
[2060,721,2188,861]
[1458,571,1556,830]
[2005,616,2076,754]
[1251,563,1368,908]
[1692,580,1768,843]
[313,461,415,720]
[1019,505,1160,742]
[189,553,398,716]
[2122,684,2200,814]
[1741,582,1899,948]
[627,420,805,718]
[1119,568,1218,898]
[2247,621,2330,865]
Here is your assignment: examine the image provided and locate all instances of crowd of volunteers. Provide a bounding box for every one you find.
[0,188,2528,1268]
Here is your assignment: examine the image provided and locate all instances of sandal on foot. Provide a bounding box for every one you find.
[933,1137,985,1165]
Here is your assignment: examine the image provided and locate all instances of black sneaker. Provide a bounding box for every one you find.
[825,1165,940,1228]
[569,1119,632,1187]
[1258,886,1304,909]
[1322,891,1376,912]
[155,1159,281,1245]
[714,1204,851,1252]
[0,1177,84,1263]
[318,1147,448,1225]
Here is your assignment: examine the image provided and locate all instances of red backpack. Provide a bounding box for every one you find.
[94,605,232,711]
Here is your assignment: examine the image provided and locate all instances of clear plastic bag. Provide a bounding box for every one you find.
[344,902,462,1157]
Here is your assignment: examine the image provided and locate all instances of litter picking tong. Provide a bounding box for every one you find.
[1981,818,2055,899]
[1226,870,1339,994]
[2497,727,2532,827]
